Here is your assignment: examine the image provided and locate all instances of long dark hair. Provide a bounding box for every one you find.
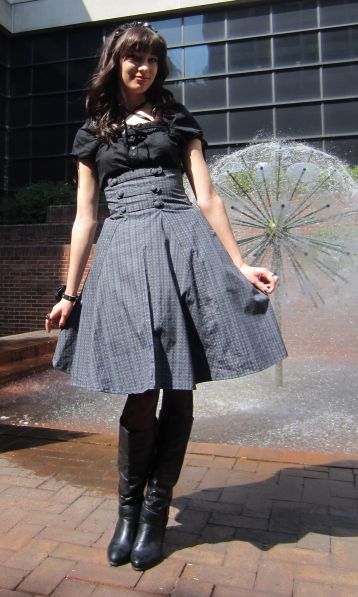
[86,22,174,143]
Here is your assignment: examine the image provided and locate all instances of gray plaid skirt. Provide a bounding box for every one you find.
[53,167,287,393]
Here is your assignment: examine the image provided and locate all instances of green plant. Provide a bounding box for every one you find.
[349,164,358,181]
[0,181,76,225]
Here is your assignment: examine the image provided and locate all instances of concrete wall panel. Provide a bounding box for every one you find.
[4,0,248,33]
[0,0,12,33]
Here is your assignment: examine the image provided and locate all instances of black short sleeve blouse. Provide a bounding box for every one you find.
[71,102,206,190]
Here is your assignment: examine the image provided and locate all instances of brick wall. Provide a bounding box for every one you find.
[0,245,93,336]
[0,205,107,336]
[47,204,109,224]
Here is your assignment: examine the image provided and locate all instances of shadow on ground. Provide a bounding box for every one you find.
[1,423,357,558]
[166,460,358,554]
[0,423,98,453]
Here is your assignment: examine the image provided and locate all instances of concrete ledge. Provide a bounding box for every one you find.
[2,0,254,33]
[0,329,59,384]
[0,330,59,364]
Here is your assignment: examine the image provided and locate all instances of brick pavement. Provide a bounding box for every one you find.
[0,424,357,597]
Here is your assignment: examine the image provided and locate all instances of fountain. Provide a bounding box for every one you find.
[209,141,358,385]
[1,141,358,451]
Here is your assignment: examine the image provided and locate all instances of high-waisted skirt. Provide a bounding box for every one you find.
[53,167,287,393]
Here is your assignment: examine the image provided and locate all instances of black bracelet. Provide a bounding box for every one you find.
[62,292,79,303]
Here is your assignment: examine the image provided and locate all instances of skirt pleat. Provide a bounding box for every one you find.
[53,170,287,393]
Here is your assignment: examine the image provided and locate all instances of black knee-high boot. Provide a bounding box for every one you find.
[130,412,193,571]
[107,418,157,566]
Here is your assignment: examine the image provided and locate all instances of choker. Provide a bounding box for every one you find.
[122,100,147,115]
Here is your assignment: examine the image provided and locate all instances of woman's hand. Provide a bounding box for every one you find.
[240,263,278,294]
[45,299,75,333]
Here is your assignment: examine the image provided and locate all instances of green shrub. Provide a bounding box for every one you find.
[0,179,108,225]
[0,181,76,225]
[349,165,358,181]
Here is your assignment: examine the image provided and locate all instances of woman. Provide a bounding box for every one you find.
[46,22,286,571]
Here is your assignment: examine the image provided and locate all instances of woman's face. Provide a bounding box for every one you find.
[120,51,159,96]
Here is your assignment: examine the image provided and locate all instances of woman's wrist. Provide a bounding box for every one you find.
[62,289,79,302]
[233,259,245,271]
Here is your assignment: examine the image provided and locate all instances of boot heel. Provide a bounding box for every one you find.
[130,504,168,571]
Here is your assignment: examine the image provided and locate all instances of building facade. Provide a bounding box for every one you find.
[0,0,358,192]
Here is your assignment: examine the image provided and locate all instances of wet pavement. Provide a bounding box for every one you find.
[1,354,358,454]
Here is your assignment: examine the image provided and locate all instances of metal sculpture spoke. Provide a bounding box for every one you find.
[211,141,358,309]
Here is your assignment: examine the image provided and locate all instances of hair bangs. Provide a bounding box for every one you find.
[119,28,166,61]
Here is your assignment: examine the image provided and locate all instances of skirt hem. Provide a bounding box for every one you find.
[53,349,287,395]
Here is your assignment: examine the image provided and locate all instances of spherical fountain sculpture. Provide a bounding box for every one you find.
[210,141,358,385]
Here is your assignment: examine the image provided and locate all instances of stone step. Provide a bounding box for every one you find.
[0,330,59,366]
[0,352,54,385]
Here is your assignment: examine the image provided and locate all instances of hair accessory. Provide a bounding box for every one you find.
[113,21,157,38]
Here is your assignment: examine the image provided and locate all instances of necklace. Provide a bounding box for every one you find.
[122,100,154,124]
[122,100,147,115]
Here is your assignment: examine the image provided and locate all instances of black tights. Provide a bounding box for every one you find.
[121,389,193,431]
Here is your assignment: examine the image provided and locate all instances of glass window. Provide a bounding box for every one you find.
[33,94,66,125]
[0,65,7,95]
[0,127,5,154]
[0,98,6,126]
[33,33,66,63]
[184,44,225,77]
[68,27,103,58]
[303,139,323,151]
[68,59,96,90]
[324,101,358,134]
[195,112,227,143]
[274,32,318,67]
[165,81,183,103]
[151,18,182,46]
[323,64,358,98]
[185,77,226,110]
[229,108,273,142]
[273,0,317,32]
[320,0,358,27]
[68,91,87,122]
[229,73,272,107]
[10,37,32,67]
[33,126,66,156]
[276,104,321,137]
[10,67,31,96]
[325,137,358,165]
[0,34,9,66]
[32,157,66,182]
[183,12,225,44]
[228,38,271,72]
[8,159,30,188]
[9,129,31,158]
[275,68,320,102]
[9,98,31,127]
[68,124,81,153]
[167,48,183,78]
[227,4,270,37]
[33,63,66,94]
[206,146,228,161]
[321,27,358,61]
